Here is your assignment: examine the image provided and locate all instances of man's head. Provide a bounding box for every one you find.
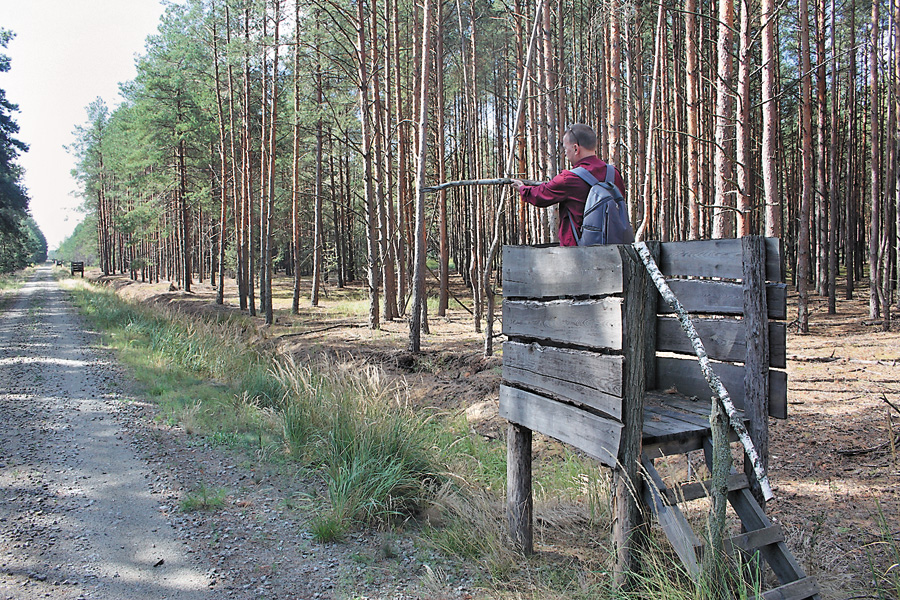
[562,124,597,165]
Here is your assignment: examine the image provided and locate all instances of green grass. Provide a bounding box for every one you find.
[180,485,227,512]
[867,502,900,598]
[274,357,438,533]
[63,278,786,599]
[0,266,32,293]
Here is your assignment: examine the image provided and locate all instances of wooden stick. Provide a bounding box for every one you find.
[421,178,541,194]
[633,241,774,501]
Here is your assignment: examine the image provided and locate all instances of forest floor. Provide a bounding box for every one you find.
[4,264,897,599]
[107,267,900,598]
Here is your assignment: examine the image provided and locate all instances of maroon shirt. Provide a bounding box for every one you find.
[519,155,626,247]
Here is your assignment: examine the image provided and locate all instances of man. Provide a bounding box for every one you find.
[512,124,626,247]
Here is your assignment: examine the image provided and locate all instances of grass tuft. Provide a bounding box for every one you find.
[180,485,227,512]
[275,356,438,530]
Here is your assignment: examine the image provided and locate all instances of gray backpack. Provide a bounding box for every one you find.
[568,164,634,246]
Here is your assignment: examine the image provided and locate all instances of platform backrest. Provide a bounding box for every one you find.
[653,238,788,419]
[500,244,635,468]
[499,238,787,467]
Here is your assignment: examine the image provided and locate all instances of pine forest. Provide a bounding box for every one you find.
[64,0,900,348]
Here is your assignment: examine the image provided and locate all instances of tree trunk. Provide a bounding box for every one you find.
[686,0,701,240]
[712,0,735,239]
[815,0,828,297]
[312,39,324,307]
[869,0,881,320]
[762,0,780,238]
[358,0,381,329]
[736,0,751,236]
[291,0,302,314]
[828,0,839,314]
[798,0,813,333]
[409,0,433,352]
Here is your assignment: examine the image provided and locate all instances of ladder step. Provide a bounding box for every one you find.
[760,576,821,600]
[727,524,784,554]
[641,454,702,577]
[662,473,749,505]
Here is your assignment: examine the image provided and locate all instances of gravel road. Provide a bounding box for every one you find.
[0,266,212,599]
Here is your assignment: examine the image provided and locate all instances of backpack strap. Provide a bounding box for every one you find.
[570,166,600,187]
[604,163,617,185]
[572,164,618,187]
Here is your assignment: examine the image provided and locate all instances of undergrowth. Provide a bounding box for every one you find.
[64,278,781,599]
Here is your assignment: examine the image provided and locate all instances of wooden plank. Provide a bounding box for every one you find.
[770,323,787,368]
[765,237,785,284]
[645,403,713,429]
[653,394,720,417]
[502,244,625,298]
[656,317,787,368]
[499,385,622,468]
[662,473,749,505]
[727,524,784,554]
[761,577,821,600]
[502,298,624,349]
[728,486,816,593]
[502,341,623,420]
[658,238,783,281]
[655,356,787,419]
[642,406,711,445]
[642,455,702,578]
[662,279,787,320]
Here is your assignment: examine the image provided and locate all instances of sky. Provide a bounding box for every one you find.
[1,0,168,250]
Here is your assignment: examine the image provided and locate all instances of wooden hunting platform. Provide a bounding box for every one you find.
[500,238,819,600]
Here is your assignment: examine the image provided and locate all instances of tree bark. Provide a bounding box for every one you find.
[712,0,735,239]
[685,0,701,240]
[409,0,433,352]
[869,0,881,320]
[798,0,813,333]
[357,0,381,329]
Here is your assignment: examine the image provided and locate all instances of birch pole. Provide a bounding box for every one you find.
[481,0,545,357]
[633,242,774,501]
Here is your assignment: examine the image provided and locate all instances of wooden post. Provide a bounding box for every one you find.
[613,242,658,586]
[742,235,770,507]
[507,422,533,553]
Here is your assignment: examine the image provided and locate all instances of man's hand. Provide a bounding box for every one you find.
[510,179,526,192]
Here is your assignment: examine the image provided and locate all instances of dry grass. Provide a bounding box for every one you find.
[83,266,900,598]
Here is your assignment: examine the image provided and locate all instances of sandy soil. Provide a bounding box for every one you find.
[2,265,898,599]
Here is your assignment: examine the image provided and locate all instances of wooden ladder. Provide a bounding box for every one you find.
[641,446,821,600]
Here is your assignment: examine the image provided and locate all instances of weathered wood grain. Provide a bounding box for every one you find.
[502,244,625,298]
[499,385,622,468]
[507,423,533,554]
[743,235,771,506]
[658,238,783,281]
[662,279,787,320]
[656,316,787,368]
[502,298,624,349]
[615,243,657,586]
[655,356,787,419]
[502,341,624,420]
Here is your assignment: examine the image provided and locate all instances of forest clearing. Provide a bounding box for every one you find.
[45,262,895,599]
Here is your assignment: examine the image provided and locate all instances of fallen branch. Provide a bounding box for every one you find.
[279,322,365,337]
[634,242,774,501]
[836,436,900,456]
[882,393,900,417]
[421,178,541,194]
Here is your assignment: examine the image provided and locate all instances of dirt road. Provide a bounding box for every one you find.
[0,266,212,599]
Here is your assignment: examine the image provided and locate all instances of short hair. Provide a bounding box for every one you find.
[564,124,597,151]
